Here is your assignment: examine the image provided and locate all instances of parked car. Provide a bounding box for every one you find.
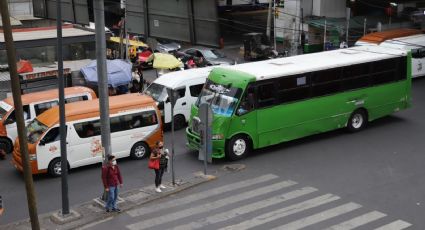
[155,38,181,53]
[181,47,236,66]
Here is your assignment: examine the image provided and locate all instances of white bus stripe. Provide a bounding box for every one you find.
[171,187,318,230]
[126,180,297,230]
[325,211,387,230]
[272,202,362,230]
[374,220,412,230]
[220,194,341,230]
[127,174,279,217]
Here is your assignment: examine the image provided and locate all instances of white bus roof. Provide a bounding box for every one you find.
[375,34,425,50]
[222,46,407,81]
[153,67,213,88]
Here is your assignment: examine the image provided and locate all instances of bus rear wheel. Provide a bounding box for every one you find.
[227,135,251,161]
[347,109,367,132]
[173,114,186,130]
[131,142,150,160]
[0,138,13,154]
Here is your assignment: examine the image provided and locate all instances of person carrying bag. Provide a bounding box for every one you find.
[149,141,168,193]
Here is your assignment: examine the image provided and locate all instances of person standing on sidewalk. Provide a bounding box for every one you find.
[150,141,168,193]
[102,155,123,212]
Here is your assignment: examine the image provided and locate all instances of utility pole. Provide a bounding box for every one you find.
[123,0,129,61]
[363,17,367,36]
[323,18,327,51]
[93,0,111,164]
[266,0,272,40]
[0,3,40,229]
[346,7,350,45]
[56,0,70,216]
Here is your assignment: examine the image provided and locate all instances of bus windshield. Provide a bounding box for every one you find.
[27,119,48,144]
[195,80,242,117]
[144,83,168,102]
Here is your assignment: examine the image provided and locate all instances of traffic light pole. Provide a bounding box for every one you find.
[0,3,40,229]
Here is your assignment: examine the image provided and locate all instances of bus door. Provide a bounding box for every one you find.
[229,86,257,146]
[36,126,62,170]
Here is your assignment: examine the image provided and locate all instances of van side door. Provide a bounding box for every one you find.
[36,126,64,171]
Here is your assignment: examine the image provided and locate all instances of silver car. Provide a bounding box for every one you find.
[182,47,236,66]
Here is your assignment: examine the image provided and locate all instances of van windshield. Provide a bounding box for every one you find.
[0,101,12,120]
[27,119,48,144]
[144,83,167,102]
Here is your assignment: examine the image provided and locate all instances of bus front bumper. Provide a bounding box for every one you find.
[186,127,226,159]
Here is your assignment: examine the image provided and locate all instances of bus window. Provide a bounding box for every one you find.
[35,101,59,116]
[237,88,255,116]
[65,95,89,104]
[257,83,275,108]
[74,121,100,138]
[412,48,425,58]
[40,127,66,145]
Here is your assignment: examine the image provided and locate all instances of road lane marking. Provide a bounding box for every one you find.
[171,187,318,230]
[325,211,387,230]
[271,202,362,230]
[126,180,297,230]
[127,174,279,217]
[374,220,412,230]
[76,216,113,230]
[220,193,340,230]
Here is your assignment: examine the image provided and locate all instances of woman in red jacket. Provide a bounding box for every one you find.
[102,155,123,212]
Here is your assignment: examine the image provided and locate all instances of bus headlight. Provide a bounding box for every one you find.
[212,134,224,140]
[29,154,37,161]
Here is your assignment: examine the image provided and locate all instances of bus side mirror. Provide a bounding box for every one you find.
[165,97,170,103]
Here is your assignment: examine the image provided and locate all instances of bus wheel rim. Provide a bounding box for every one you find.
[233,139,246,156]
[54,162,62,175]
[352,114,363,129]
[135,146,145,158]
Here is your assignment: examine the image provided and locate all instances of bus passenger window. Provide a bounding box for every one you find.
[257,84,275,108]
[41,127,65,144]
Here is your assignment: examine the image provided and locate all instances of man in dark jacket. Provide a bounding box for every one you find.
[102,155,123,212]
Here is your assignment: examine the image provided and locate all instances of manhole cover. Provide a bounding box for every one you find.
[222,164,246,172]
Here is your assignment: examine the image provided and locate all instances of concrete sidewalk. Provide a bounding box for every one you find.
[0,172,216,230]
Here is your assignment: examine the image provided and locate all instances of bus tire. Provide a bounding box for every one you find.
[347,109,368,132]
[48,158,69,177]
[0,138,13,154]
[130,142,150,160]
[227,135,251,161]
[173,114,186,130]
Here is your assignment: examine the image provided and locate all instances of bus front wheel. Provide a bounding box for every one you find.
[48,158,69,177]
[227,135,251,161]
[347,109,368,132]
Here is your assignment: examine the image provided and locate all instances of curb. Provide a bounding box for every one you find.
[0,172,216,230]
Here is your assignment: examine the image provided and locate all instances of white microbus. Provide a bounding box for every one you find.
[144,67,212,129]
[12,93,163,177]
[355,29,425,78]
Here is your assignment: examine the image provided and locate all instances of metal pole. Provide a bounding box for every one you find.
[57,0,69,215]
[323,19,327,51]
[273,2,277,50]
[93,0,111,165]
[346,7,350,45]
[124,1,129,61]
[203,105,208,175]
[0,3,40,229]
[266,0,272,40]
[170,96,176,186]
[363,17,367,35]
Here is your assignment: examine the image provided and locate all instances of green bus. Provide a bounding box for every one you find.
[186,46,412,160]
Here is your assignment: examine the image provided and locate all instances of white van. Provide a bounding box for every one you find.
[0,87,96,154]
[12,93,162,176]
[144,67,212,129]
[355,29,425,78]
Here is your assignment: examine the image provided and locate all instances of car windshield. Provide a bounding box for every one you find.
[27,119,48,144]
[0,101,12,120]
[202,50,219,59]
[144,83,168,102]
[195,80,242,117]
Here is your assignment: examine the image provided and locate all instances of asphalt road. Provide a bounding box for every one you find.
[1,77,425,228]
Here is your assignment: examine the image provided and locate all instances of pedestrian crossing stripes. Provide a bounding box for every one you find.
[123,174,412,230]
